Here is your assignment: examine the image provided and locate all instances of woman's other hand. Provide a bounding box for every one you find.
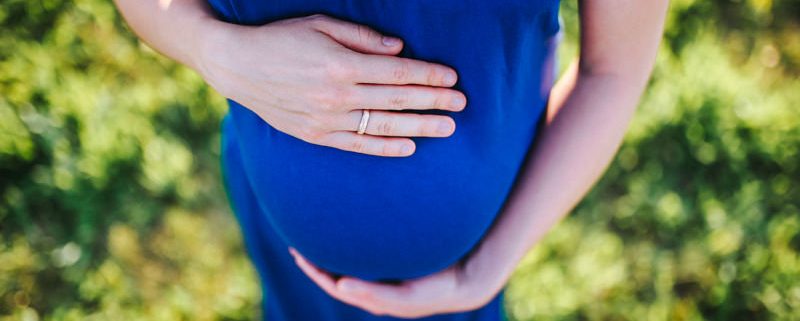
[196,14,467,157]
[289,247,505,318]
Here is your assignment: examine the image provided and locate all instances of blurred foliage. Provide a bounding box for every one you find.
[0,0,798,320]
[1,0,256,319]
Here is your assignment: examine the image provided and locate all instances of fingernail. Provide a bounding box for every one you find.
[382,36,401,46]
[444,72,457,86]
[400,144,413,155]
[452,96,465,109]
[437,121,453,135]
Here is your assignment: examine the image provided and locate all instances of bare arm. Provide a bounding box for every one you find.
[462,0,671,298]
[112,0,219,71]
[284,1,672,317]
[117,0,669,316]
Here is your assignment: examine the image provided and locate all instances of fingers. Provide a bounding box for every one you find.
[317,131,417,157]
[349,54,459,87]
[290,248,338,292]
[338,277,412,305]
[307,14,403,55]
[290,248,388,316]
[336,110,456,138]
[289,248,463,318]
[307,110,457,157]
[346,84,467,112]
[307,15,459,87]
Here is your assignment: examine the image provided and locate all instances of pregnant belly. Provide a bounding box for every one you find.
[229,100,542,281]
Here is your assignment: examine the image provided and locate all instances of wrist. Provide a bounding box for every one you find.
[190,18,254,97]
[187,17,232,75]
[459,235,525,302]
[458,206,551,301]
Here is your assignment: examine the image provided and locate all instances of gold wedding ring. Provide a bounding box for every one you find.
[357,109,370,135]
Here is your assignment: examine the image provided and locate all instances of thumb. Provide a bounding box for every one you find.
[307,14,403,55]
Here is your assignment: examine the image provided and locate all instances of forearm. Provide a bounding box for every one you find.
[113,0,224,71]
[459,0,669,297]
[464,60,647,293]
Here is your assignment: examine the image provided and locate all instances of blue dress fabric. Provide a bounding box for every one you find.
[212,0,561,319]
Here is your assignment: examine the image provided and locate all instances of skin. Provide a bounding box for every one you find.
[114,0,670,318]
[115,0,468,157]
[290,0,670,317]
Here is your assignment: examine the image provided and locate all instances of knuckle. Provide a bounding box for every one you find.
[349,137,366,153]
[376,118,396,135]
[388,92,408,108]
[381,142,397,156]
[426,64,441,86]
[392,59,411,82]
[323,58,354,80]
[299,128,323,143]
[336,86,354,103]
[432,91,447,109]
[320,87,352,111]
[356,24,378,45]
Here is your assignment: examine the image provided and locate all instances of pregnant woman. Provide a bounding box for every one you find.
[114,0,668,319]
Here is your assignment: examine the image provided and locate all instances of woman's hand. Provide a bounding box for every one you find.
[196,14,467,157]
[289,247,507,318]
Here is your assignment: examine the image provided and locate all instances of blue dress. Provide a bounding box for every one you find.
[212,0,561,319]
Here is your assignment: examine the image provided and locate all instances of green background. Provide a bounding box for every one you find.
[1,0,798,320]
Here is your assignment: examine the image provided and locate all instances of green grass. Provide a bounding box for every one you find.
[1,0,798,320]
